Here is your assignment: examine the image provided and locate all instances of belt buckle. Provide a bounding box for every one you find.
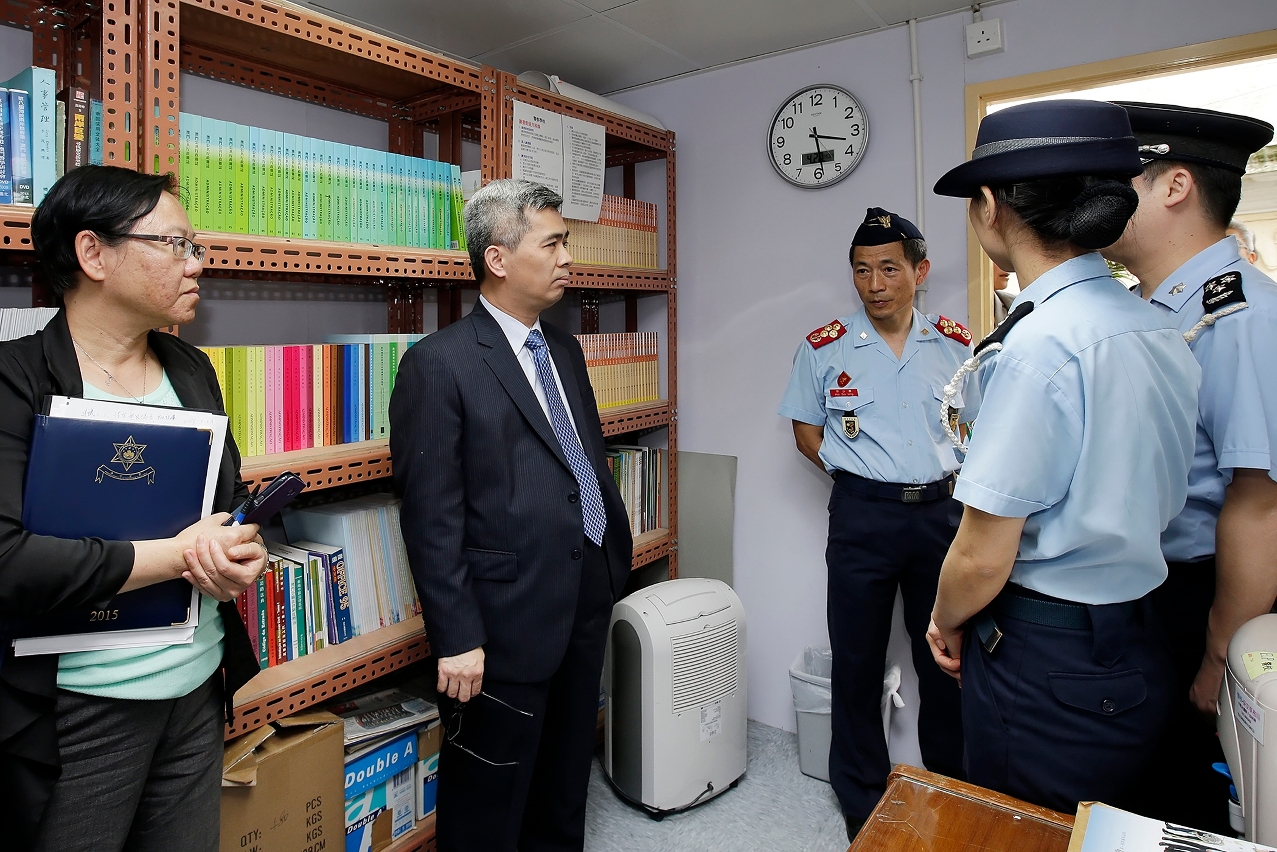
[902,486,924,503]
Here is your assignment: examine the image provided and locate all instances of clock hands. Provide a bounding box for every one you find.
[809,131,847,141]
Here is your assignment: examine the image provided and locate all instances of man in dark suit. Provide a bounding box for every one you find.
[390,178,633,852]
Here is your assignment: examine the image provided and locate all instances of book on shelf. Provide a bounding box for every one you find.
[606,444,665,536]
[0,307,58,341]
[198,335,425,459]
[280,494,420,642]
[574,332,659,410]
[0,88,10,204]
[565,194,660,269]
[179,113,468,251]
[328,687,439,752]
[58,86,90,175]
[3,67,56,206]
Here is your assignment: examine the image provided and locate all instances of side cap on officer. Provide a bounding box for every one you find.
[1115,102,1274,175]
[849,208,924,264]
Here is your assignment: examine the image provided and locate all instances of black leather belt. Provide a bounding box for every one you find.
[835,471,955,503]
[972,584,1090,653]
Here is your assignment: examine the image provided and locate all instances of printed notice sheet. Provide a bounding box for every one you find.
[1069,802,1275,852]
[512,100,606,222]
[513,100,564,196]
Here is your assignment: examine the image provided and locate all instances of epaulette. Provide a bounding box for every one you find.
[1203,271,1246,312]
[807,320,846,349]
[933,315,972,346]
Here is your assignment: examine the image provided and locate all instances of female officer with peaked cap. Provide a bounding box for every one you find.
[924,100,1201,813]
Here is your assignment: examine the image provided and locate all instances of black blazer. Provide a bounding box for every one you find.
[0,310,259,848]
[389,301,633,683]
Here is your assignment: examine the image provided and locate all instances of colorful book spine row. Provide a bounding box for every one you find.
[0,67,103,206]
[565,195,660,269]
[198,334,425,458]
[178,113,467,251]
[606,445,665,536]
[574,332,659,410]
[238,495,420,667]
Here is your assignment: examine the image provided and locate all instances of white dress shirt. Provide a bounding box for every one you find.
[479,294,580,438]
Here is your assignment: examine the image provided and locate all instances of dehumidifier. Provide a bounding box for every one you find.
[603,578,747,814]
[1218,613,1277,844]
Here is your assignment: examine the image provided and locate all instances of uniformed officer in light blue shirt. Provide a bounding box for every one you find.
[1104,102,1277,833]
[926,100,1201,815]
[779,208,973,839]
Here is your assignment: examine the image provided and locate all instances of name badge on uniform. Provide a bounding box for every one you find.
[842,414,859,439]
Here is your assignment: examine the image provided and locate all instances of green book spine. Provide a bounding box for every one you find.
[245,345,258,457]
[385,153,397,247]
[273,131,286,238]
[179,113,199,229]
[318,140,331,242]
[234,122,249,234]
[253,345,267,457]
[451,164,466,251]
[388,340,399,392]
[354,147,367,244]
[199,117,215,233]
[214,120,230,233]
[248,126,261,235]
[288,134,302,239]
[406,156,419,248]
[292,562,307,657]
[395,154,407,247]
[231,346,248,454]
[302,138,316,240]
[434,161,445,251]
[334,144,347,242]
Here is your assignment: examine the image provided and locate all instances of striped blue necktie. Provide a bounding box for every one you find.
[524,329,608,545]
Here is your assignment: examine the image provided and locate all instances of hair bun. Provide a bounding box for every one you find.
[1068,180,1139,249]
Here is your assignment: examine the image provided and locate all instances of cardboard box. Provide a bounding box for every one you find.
[221,710,344,852]
[345,730,418,852]
[415,721,442,821]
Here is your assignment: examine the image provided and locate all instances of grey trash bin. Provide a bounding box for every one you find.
[789,646,904,782]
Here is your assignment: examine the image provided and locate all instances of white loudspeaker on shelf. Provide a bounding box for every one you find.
[603,578,747,815]
[1218,612,1277,844]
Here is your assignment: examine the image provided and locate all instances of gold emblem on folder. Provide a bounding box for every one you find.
[96,436,156,484]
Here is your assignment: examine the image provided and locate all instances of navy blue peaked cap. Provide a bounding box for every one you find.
[934,99,1143,197]
[1115,102,1273,175]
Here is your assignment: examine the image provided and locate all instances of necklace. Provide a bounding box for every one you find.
[72,338,148,403]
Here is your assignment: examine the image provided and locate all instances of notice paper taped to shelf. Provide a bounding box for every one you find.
[512,100,605,222]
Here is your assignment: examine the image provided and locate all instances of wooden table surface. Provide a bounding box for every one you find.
[848,765,1075,852]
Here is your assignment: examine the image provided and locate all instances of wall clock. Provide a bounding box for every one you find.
[768,85,868,189]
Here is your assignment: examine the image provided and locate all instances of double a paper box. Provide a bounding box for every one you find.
[220,709,344,852]
[345,730,417,852]
[415,721,442,821]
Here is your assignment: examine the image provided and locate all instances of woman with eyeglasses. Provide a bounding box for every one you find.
[0,165,267,851]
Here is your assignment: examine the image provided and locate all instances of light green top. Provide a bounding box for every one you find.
[56,369,226,699]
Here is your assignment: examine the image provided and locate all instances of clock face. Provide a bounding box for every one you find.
[768,85,868,189]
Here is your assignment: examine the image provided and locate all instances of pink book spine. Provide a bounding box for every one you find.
[265,346,282,455]
[283,346,299,453]
[299,345,313,449]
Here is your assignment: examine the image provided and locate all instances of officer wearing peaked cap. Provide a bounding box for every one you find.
[1104,103,1277,833]
[779,207,972,840]
[927,100,1201,815]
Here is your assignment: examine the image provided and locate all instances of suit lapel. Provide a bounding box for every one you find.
[472,303,572,472]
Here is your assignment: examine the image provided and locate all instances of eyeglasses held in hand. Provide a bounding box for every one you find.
[125,234,208,262]
[444,691,533,767]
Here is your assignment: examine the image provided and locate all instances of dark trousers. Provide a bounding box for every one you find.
[32,674,224,852]
[826,477,964,821]
[1127,558,1232,833]
[962,590,1175,814]
[436,538,613,852]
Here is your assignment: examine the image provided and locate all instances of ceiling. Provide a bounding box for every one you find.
[305,0,981,95]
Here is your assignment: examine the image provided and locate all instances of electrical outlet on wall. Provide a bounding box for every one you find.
[966,18,1004,58]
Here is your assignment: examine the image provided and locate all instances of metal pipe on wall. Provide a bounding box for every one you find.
[909,18,927,312]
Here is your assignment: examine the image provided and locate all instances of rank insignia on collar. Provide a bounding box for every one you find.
[1203,271,1245,311]
[836,371,851,387]
[1169,282,1185,296]
[842,414,859,439]
[933,315,972,346]
[807,320,846,349]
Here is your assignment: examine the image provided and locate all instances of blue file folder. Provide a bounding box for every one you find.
[15,415,216,637]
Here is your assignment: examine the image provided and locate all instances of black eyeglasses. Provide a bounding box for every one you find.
[124,234,207,262]
[444,691,532,767]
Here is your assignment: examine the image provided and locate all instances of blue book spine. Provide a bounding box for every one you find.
[0,89,11,205]
[358,343,368,441]
[8,90,32,204]
[327,547,353,642]
[4,68,56,204]
[89,99,103,165]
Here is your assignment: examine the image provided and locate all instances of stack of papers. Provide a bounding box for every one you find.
[328,687,439,754]
[1070,802,1275,851]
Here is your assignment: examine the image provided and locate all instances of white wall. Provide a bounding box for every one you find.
[612,0,1277,736]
